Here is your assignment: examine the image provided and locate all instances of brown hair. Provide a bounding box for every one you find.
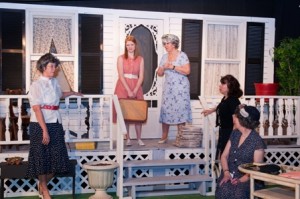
[124,35,140,59]
[36,53,60,73]
[220,74,243,98]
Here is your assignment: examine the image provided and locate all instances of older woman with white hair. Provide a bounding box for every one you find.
[156,34,192,143]
[215,104,266,199]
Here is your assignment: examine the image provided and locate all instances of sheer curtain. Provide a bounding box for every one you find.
[31,17,74,90]
[33,17,72,54]
[204,24,239,96]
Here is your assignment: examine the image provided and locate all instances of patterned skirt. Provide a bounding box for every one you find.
[26,122,71,178]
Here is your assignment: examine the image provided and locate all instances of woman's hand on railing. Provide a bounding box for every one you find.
[202,108,216,116]
[63,91,84,98]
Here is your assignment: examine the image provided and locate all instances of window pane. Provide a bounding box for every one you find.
[207,24,239,59]
[33,17,72,54]
[204,63,240,96]
[2,53,22,90]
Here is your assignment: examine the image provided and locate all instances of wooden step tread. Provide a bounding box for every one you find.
[124,159,206,167]
[137,189,201,197]
[123,174,212,186]
[253,187,294,199]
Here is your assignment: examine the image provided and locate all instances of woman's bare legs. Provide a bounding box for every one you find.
[158,123,169,143]
[125,123,131,146]
[38,174,53,199]
[135,123,142,140]
[135,123,144,145]
[177,123,185,132]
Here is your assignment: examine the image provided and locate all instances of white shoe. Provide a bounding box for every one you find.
[158,138,168,144]
[126,139,132,146]
[138,139,145,146]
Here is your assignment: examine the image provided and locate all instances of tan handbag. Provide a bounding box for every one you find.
[119,99,148,122]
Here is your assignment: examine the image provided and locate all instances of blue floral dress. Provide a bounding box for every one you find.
[159,51,192,124]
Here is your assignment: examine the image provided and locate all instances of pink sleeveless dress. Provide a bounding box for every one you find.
[113,55,144,122]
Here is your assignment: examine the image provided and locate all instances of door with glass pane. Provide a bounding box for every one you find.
[119,18,164,138]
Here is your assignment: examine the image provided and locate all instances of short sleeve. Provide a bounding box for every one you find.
[29,82,43,106]
[254,132,267,150]
[228,97,241,115]
[53,78,63,98]
[159,54,168,67]
[179,52,190,65]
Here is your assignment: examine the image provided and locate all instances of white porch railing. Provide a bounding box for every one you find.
[0,95,120,149]
[199,95,300,145]
[0,94,128,198]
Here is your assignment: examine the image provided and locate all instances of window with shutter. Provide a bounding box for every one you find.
[79,14,103,94]
[0,9,25,93]
[182,19,203,99]
[245,22,265,95]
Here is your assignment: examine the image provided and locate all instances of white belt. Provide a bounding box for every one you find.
[124,74,138,79]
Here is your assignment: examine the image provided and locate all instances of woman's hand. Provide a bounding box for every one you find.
[219,171,232,186]
[201,108,215,116]
[230,178,240,185]
[127,90,135,98]
[42,130,50,145]
[71,91,84,97]
[157,67,165,76]
[163,61,173,70]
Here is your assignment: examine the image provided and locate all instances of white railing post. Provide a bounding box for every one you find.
[198,96,217,194]
[296,98,300,145]
[88,97,93,139]
[277,98,284,136]
[113,95,127,199]
[268,98,275,136]
[17,98,23,141]
[286,98,293,136]
[65,97,70,139]
[5,98,10,141]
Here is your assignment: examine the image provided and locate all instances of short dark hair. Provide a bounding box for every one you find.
[36,53,60,73]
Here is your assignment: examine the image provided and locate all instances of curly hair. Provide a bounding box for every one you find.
[220,74,243,98]
[36,53,60,73]
[235,105,260,129]
[161,34,180,49]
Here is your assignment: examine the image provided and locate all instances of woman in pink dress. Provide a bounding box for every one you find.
[114,35,145,146]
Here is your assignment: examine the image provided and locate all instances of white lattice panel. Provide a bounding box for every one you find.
[1,148,300,197]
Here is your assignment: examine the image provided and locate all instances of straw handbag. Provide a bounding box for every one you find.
[119,99,148,122]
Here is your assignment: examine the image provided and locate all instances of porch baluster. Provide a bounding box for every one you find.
[286,98,293,136]
[17,98,23,141]
[277,98,284,136]
[268,98,275,136]
[5,99,10,141]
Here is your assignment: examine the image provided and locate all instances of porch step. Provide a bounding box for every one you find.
[123,174,212,186]
[136,189,206,197]
[123,158,212,199]
[124,158,206,167]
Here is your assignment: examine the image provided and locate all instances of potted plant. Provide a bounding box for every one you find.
[273,37,300,96]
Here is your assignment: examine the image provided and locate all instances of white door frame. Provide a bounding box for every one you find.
[119,17,164,138]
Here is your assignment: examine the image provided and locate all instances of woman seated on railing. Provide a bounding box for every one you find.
[215,104,266,199]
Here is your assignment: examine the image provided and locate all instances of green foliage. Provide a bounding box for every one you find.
[274,37,300,95]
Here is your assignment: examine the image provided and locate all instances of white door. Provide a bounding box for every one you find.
[119,18,164,138]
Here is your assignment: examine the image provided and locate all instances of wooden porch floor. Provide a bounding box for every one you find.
[0,137,298,154]
[9,193,215,199]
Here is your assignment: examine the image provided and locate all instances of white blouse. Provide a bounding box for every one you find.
[29,76,63,123]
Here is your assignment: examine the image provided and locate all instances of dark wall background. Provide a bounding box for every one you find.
[4,0,300,45]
